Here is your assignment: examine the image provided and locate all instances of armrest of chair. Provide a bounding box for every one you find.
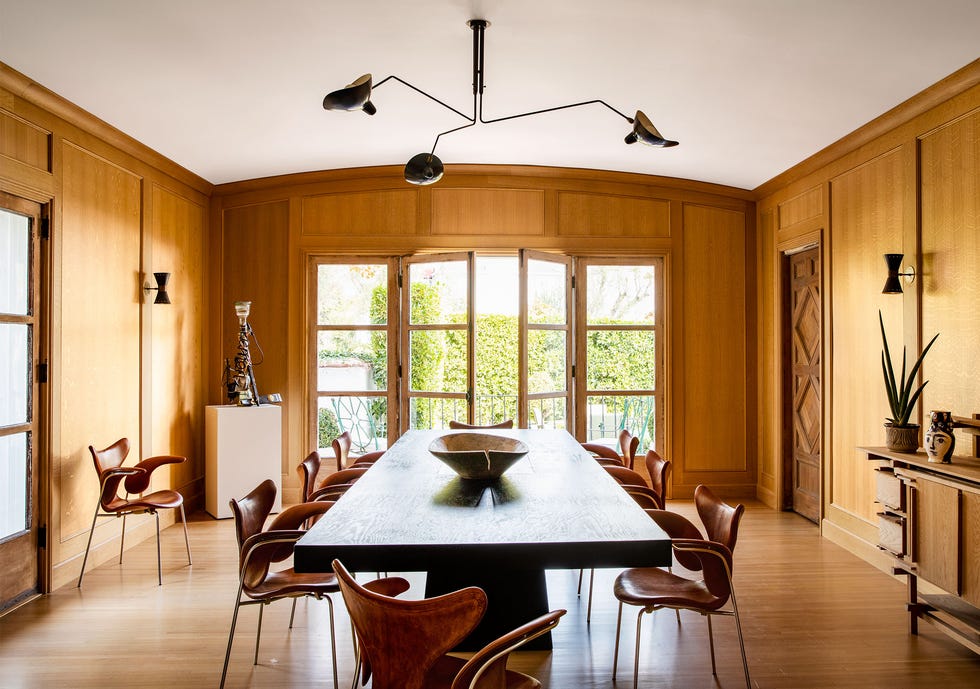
[672,539,735,594]
[267,501,332,532]
[450,609,566,689]
[362,576,411,598]
[350,450,384,466]
[308,483,356,503]
[124,455,185,493]
[581,442,623,463]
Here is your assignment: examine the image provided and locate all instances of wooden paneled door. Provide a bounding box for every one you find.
[0,192,44,612]
[784,247,821,522]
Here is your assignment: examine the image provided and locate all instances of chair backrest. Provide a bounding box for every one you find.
[581,441,624,464]
[321,465,369,489]
[331,431,353,472]
[695,484,744,553]
[623,485,662,510]
[297,451,321,502]
[448,419,514,429]
[230,479,277,549]
[618,429,640,470]
[332,559,488,689]
[88,438,131,509]
[644,450,671,505]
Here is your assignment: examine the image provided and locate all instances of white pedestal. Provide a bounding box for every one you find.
[206,404,282,519]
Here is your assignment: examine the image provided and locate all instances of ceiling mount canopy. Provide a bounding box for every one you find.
[322,18,678,186]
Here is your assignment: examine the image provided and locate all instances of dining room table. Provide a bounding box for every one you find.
[293,428,671,649]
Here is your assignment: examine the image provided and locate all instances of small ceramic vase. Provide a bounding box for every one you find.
[924,410,955,463]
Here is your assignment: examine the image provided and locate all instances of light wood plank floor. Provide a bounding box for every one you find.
[2,501,979,688]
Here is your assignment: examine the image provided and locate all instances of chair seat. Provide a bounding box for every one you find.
[614,567,723,611]
[107,489,184,512]
[426,654,541,689]
[245,569,340,599]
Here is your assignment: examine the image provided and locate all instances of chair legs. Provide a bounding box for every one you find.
[613,603,750,689]
[76,505,192,588]
[220,592,340,689]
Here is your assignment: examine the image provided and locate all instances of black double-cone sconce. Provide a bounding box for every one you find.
[882,254,915,294]
[144,272,172,304]
[323,19,678,186]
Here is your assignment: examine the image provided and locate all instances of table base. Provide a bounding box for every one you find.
[425,567,552,651]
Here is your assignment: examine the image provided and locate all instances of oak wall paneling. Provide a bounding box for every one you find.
[0,108,50,172]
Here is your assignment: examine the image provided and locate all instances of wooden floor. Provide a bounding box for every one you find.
[2,501,979,689]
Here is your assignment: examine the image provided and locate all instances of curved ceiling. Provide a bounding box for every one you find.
[0,0,977,189]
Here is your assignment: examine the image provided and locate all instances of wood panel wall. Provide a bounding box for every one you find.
[0,63,211,590]
[211,167,757,501]
[755,59,980,565]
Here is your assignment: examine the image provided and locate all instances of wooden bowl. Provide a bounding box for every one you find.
[428,433,529,480]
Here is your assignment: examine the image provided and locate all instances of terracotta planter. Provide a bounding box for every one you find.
[885,424,920,453]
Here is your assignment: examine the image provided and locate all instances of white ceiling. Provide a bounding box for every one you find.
[1,0,978,190]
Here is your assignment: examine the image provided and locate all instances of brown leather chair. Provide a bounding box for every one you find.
[219,479,341,689]
[332,559,565,689]
[307,465,369,502]
[77,437,191,587]
[612,485,750,689]
[332,431,385,472]
[299,450,372,502]
[581,441,625,467]
[644,449,671,506]
[448,419,514,429]
[617,429,640,470]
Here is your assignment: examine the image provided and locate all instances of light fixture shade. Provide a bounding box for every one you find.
[624,110,678,147]
[404,153,444,185]
[322,74,377,115]
[152,272,171,304]
[882,253,905,294]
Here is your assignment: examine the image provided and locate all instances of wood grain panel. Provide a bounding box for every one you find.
[758,208,778,501]
[915,478,960,593]
[920,111,980,431]
[556,192,669,237]
[150,185,207,492]
[0,109,49,172]
[778,185,822,229]
[962,490,980,608]
[431,188,545,236]
[301,189,417,236]
[221,202,289,472]
[59,143,142,540]
[682,205,746,472]
[829,150,904,523]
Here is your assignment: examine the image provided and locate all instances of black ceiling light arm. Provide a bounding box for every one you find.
[371,75,474,122]
[322,17,677,186]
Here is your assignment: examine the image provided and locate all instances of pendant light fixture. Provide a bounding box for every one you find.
[322,19,678,186]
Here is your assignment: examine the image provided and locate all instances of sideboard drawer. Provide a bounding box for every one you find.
[877,512,906,557]
[875,469,905,511]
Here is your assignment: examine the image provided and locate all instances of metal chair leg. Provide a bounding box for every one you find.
[179,503,192,565]
[76,505,101,588]
[254,602,266,664]
[219,582,247,689]
[119,513,127,563]
[730,592,752,689]
[612,601,624,679]
[586,568,596,623]
[707,613,717,675]
[289,598,298,628]
[325,594,339,689]
[154,511,162,586]
[577,568,584,596]
[632,608,647,689]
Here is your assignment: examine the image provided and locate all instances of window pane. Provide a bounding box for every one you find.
[585,395,655,453]
[317,396,387,453]
[409,330,466,393]
[0,209,30,316]
[476,312,517,401]
[317,330,386,390]
[409,261,467,324]
[528,396,567,431]
[473,393,518,428]
[409,396,466,430]
[528,259,566,325]
[587,265,656,325]
[0,432,28,539]
[317,264,387,325]
[0,324,29,427]
[586,330,655,391]
[528,330,566,394]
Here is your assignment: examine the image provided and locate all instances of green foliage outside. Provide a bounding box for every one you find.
[318,407,340,449]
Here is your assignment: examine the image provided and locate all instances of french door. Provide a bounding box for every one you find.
[0,193,43,612]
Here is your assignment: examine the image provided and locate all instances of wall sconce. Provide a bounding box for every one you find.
[882,254,915,294]
[144,272,172,304]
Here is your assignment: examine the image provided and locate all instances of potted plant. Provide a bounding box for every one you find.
[879,311,939,452]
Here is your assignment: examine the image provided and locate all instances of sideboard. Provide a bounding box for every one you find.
[861,441,980,655]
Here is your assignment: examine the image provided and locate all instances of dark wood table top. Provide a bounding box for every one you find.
[294,429,671,573]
